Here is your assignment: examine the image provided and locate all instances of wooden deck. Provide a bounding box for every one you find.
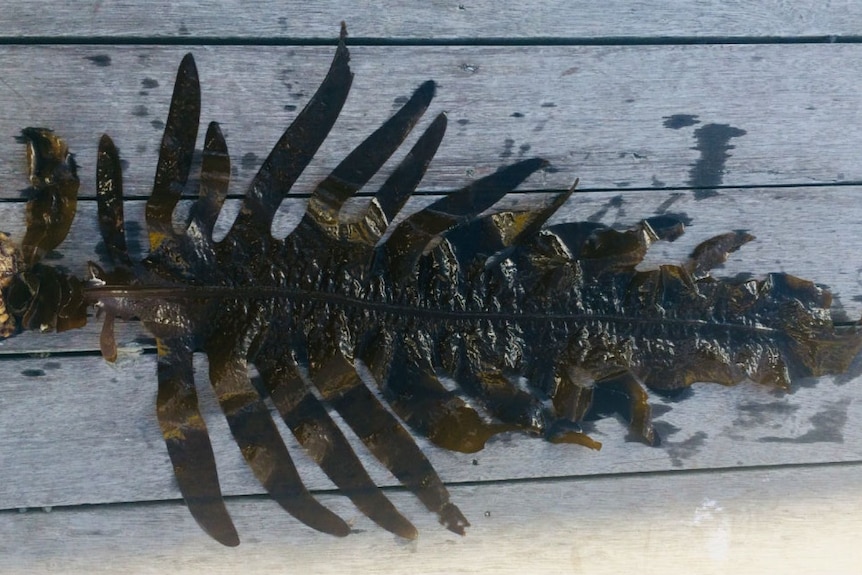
[2,3,862,573]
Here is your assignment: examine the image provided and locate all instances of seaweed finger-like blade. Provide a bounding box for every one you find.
[307,341,469,535]
[190,122,230,237]
[96,134,132,267]
[156,338,240,547]
[255,354,418,539]
[147,53,200,250]
[232,27,353,236]
[306,79,436,231]
[381,157,548,276]
[207,335,350,536]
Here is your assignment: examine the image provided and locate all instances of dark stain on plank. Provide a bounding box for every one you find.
[759,402,848,444]
[662,114,700,130]
[586,195,625,223]
[85,55,112,67]
[689,123,747,200]
[653,192,684,214]
[650,404,673,418]
[654,386,695,402]
[500,138,515,159]
[660,428,709,467]
[241,152,259,171]
[650,421,709,466]
[733,400,800,429]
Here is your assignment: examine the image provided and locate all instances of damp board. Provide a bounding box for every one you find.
[1,3,862,574]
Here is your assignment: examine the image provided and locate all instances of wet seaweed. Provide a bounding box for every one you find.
[2,26,861,546]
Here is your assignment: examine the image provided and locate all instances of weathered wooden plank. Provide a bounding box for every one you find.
[4,2,859,570]
[3,346,861,509]
[3,181,862,356]
[4,1,862,40]
[4,184,862,508]
[2,44,862,197]
[2,464,861,574]
[3,28,862,550]
[3,182,862,508]
[3,347,861,509]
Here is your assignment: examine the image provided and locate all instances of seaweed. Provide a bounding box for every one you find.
[2,26,861,546]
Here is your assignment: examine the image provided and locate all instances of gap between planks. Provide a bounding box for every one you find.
[4,1,862,40]
[2,44,862,195]
[2,463,861,575]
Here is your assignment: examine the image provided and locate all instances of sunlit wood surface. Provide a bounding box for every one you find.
[1,3,861,573]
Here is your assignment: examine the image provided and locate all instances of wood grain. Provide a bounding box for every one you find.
[2,184,862,508]
[3,343,861,509]
[2,44,862,198]
[4,1,862,40]
[3,183,862,355]
[3,3,862,569]
[3,464,861,574]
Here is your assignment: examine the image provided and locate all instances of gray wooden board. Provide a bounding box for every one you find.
[3,349,862,509]
[4,1,862,40]
[3,44,862,196]
[2,464,861,574]
[1,15,862,566]
[3,184,862,355]
[2,185,862,509]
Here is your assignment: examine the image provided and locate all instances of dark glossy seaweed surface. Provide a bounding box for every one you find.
[2,25,861,546]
